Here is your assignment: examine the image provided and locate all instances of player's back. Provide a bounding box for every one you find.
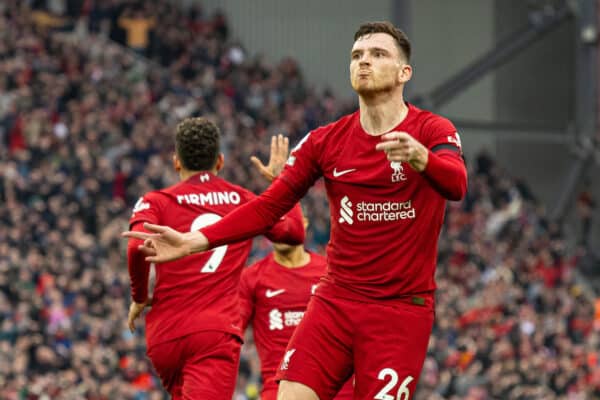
[130,172,254,348]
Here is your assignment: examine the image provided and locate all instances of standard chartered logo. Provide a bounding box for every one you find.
[339,196,354,224]
[269,309,304,330]
[269,309,284,330]
[339,195,416,223]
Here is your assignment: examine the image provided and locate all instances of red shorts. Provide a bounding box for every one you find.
[275,294,434,400]
[147,331,241,400]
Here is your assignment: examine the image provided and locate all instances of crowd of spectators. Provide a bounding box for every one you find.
[0,1,597,399]
[417,151,599,399]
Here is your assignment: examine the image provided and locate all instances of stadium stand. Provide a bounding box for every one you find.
[0,1,597,399]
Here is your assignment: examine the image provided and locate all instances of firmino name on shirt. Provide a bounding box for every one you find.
[177,191,241,206]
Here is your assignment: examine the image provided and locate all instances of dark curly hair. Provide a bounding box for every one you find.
[354,21,411,62]
[175,117,220,171]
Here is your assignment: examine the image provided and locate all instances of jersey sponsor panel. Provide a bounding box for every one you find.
[339,196,416,224]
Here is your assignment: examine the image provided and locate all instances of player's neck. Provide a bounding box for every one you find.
[273,246,310,269]
[179,168,217,180]
[359,91,408,136]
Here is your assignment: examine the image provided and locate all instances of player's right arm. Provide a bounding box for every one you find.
[124,131,321,263]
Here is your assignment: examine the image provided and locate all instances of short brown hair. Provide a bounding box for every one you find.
[354,21,411,61]
[175,117,220,171]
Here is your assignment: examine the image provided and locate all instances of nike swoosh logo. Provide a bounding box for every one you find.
[333,168,356,177]
[266,289,285,298]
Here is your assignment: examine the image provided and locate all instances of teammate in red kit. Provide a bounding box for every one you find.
[239,218,353,400]
[125,117,304,400]
[124,21,467,400]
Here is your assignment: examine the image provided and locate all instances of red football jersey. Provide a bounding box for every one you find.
[239,252,354,398]
[202,104,466,302]
[128,172,304,349]
[239,251,326,394]
[279,104,464,301]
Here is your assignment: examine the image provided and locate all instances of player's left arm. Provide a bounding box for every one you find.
[420,145,467,201]
[126,194,162,331]
[376,117,467,200]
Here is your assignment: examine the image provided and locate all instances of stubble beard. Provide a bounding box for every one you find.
[353,78,397,98]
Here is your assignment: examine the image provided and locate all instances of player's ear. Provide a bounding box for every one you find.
[398,63,412,84]
[173,153,182,172]
[215,153,225,172]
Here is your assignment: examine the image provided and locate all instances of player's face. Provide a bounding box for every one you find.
[349,33,411,95]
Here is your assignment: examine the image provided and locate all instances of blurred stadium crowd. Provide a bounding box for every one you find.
[0,1,598,399]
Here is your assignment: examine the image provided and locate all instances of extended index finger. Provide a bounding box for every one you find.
[375,141,402,151]
[122,231,155,240]
[380,131,412,142]
[143,223,171,233]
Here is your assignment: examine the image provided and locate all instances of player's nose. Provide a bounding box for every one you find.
[359,57,371,66]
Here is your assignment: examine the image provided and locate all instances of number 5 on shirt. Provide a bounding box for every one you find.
[190,213,228,273]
